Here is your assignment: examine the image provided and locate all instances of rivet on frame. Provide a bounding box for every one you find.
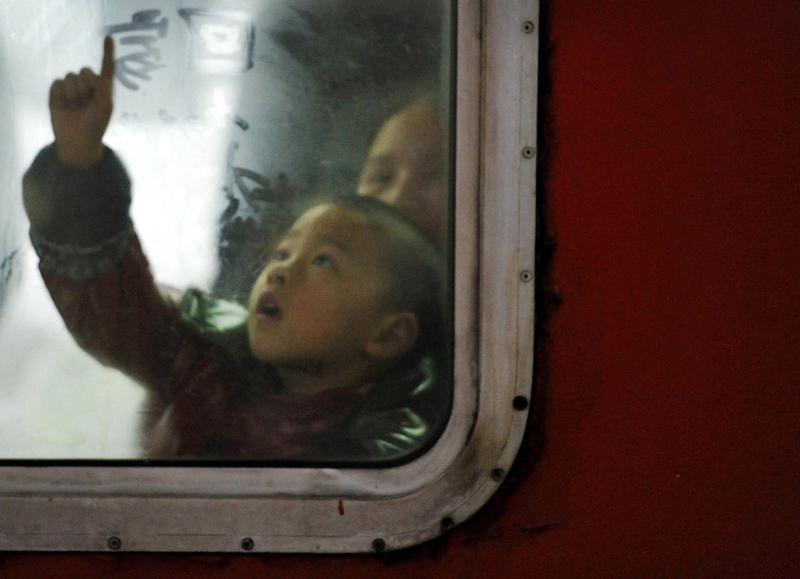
[522,21,535,33]
[513,396,529,411]
[491,467,506,481]
[522,146,536,159]
[241,537,255,551]
[372,538,386,552]
[520,270,533,283]
[107,536,122,550]
[441,517,455,532]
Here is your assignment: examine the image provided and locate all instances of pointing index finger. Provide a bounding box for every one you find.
[100,35,115,80]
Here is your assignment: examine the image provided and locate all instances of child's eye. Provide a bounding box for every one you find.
[272,248,290,262]
[311,254,335,269]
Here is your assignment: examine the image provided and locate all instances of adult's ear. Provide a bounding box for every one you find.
[366,312,419,360]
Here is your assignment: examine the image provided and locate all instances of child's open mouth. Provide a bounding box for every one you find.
[256,292,282,320]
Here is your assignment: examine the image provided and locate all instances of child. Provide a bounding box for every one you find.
[23,38,446,462]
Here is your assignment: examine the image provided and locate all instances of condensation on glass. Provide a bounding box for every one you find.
[0,0,451,462]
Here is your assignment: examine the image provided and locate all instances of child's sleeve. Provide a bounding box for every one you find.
[23,144,133,279]
[22,144,176,390]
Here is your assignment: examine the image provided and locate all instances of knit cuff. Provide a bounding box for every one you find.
[30,221,133,280]
[22,144,133,279]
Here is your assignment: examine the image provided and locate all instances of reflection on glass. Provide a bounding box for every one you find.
[0,0,451,461]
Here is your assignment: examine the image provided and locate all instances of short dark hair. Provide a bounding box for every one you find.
[296,194,445,364]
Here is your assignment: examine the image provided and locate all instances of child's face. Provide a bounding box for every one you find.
[247,204,391,371]
[357,104,447,245]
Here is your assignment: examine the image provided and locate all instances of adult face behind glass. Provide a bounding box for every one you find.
[356,101,447,247]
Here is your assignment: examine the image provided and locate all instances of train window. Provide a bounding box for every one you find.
[0,0,537,552]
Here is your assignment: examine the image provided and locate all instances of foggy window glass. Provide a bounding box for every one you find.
[0,0,451,462]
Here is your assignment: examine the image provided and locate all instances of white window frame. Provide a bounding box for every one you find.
[0,0,538,553]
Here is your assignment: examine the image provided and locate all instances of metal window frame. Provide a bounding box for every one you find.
[0,0,538,553]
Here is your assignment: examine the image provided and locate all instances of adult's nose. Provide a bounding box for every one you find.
[381,173,417,213]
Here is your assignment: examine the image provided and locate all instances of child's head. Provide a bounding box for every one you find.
[357,98,447,247]
[247,195,443,392]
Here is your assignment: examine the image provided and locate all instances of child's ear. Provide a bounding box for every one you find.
[366,312,419,360]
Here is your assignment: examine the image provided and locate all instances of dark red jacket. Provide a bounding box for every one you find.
[23,145,444,462]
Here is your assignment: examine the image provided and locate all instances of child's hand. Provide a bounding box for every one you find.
[50,36,115,167]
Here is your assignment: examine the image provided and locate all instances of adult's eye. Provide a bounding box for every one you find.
[361,166,395,188]
[372,170,395,186]
[422,167,444,183]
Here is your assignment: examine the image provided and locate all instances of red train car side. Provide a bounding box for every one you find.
[3,0,799,576]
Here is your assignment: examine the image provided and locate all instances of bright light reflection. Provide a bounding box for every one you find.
[0,1,237,458]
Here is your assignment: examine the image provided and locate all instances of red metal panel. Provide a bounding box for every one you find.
[3,0,799,576]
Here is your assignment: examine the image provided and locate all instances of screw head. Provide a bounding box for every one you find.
[441,517,455,532]
[520,270,533,283]
[372,538,386,552]
[522,146,536,159]
[522,21,535,33]
[107,536,122,550]
[513,396,529,411]
[241,537,254,551]
[491,467,506,481]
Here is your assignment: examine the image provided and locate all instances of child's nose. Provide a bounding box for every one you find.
[268,271,286,285]
[266,264,288,285]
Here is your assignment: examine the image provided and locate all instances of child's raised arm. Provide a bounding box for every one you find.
[50,35,115,168]
[23,35,171,393]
